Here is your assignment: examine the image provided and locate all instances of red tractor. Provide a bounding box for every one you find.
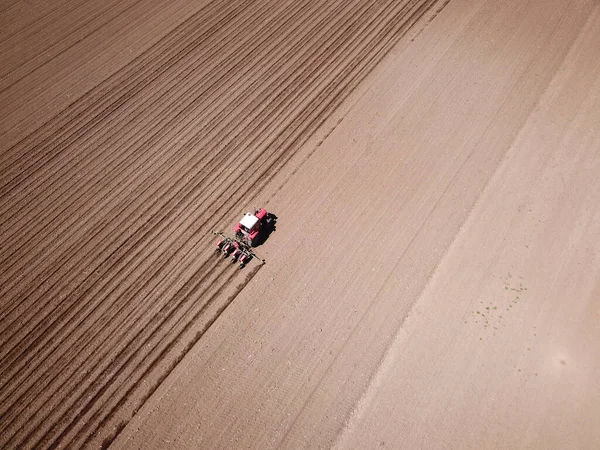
[212,208,274,268]
[233,208,273,247]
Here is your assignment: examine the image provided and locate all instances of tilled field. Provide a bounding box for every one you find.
[0,0,445,448]
[2,0,600,449]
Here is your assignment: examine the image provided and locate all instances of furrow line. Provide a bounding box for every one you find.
[0,0,240,185]
[0,0,94,50]
[0,0,138,87]
[57,263,246,449]
[0,0,245,209]
[7,257,230,449]
[30,0,424,440]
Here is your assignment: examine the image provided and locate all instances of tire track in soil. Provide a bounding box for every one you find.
[0,0,441,448]
[77,264,263,450]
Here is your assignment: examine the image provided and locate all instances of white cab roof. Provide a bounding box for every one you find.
[240,213,259,230]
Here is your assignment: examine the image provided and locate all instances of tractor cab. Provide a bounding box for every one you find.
[234,209,268,246]
[212,207,274,268]
[238,213,260,234]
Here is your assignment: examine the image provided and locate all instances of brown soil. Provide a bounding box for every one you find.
[1,0,598,449]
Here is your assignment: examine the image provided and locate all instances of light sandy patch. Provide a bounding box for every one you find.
[334,6,600,449]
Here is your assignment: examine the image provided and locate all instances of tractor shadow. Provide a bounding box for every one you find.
[253,212,277,248]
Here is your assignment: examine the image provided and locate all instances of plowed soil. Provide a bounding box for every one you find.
[1,0,599,449]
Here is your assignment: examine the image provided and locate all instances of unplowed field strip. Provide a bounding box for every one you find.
[0,0,443,447]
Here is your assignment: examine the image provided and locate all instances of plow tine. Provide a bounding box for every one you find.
[211,226,266,266]
[249,249,265,264]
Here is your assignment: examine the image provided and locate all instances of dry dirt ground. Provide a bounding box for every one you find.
[1,0,599,449]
